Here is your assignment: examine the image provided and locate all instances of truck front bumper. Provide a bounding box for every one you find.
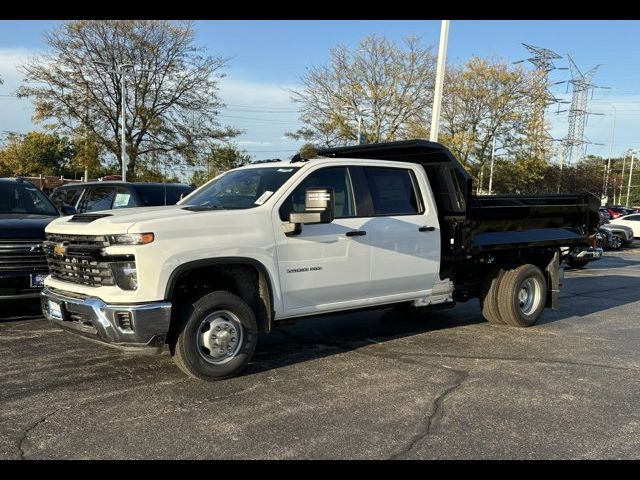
[41,287,171,352]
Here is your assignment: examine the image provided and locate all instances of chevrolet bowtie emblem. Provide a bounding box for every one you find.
[53,243,67,256]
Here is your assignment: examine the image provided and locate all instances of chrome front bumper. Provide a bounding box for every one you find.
[41,287,171,351]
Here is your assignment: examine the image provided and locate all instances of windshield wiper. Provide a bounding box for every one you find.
[181,204,226,211]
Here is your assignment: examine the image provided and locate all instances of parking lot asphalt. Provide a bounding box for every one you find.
[2,249,640,460]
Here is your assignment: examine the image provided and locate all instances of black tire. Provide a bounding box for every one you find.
[565,259,589,269]
[173,291,258,381]
[609,234,624,250]
[497,264,547,328]
[480,268,507,325]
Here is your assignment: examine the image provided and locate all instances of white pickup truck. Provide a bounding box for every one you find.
[41,140,601,381]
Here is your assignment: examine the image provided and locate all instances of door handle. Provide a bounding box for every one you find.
[419,226,436,232]
[346,230,367,237]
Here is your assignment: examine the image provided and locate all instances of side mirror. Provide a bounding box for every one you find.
[60,205,77,216]
[285,188,335,236]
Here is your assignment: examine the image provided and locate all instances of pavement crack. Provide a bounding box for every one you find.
[388,367,469,460]
[17,408,60,460]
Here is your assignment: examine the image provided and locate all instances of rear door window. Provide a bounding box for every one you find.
[363,167,422,216]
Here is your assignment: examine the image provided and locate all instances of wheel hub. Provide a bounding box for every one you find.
[197,311,243,364]
[518,278,539,315]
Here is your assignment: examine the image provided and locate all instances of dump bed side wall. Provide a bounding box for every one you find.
[465,193,601,253]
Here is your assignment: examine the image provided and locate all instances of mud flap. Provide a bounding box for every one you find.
[546,251,560,309]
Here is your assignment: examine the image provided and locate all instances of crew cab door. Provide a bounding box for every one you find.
[359,165,440,301]
[273,166,371,314]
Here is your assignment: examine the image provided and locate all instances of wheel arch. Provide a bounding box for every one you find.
[165,257,276,333]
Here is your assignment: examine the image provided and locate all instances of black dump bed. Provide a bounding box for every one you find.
[318,140,600,259]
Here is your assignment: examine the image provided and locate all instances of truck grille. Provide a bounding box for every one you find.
[0,239,48,272]
[44,234,115,287]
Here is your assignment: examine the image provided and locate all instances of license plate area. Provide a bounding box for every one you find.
[30,273,46,288]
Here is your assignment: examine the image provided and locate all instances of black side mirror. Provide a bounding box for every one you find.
[60,205,77,216]
[285,188,335,236]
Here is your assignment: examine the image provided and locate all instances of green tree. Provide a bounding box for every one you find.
[0,131,74,176]
[437,57,550,171]
[17,20,240,179]
[189,144,252,186]
[297,142,318,159]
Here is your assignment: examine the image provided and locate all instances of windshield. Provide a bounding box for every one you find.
[183,167,299,210]
[0,182,59,216]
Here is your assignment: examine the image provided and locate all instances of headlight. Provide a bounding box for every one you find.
[108,233,154,245]
[111,261,138,290]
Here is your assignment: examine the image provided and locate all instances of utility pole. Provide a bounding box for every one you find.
[429,20,450,142]
[488,135,497,195]
[626,150,636,208]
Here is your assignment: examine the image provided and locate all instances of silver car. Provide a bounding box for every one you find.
[599,223,634,249]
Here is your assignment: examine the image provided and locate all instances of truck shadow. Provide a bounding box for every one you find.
[246,272,640,376]
[247,304,484,376]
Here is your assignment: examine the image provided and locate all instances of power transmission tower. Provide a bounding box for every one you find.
[559,56,601,166]
[514,44,564,159]
[555,56,602,192]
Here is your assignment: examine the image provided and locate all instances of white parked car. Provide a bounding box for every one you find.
[610,213,640,238]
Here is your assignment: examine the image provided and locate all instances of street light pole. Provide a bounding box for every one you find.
[626,150,636,208]
[93,61,135,182]
[120,70,127,182]
[345,105,368,145]
[429,20,450,142]
[603,104,616,202]
[619,150,631,205]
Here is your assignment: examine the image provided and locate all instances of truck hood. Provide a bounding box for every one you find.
[0,213,58,239]
[44,205,249,235]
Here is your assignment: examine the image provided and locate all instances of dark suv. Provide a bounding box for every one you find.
[0,178,60,301]
[50,182,194,214]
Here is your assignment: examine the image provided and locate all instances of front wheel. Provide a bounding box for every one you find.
[173,291,258,381]
[497,264,547,328]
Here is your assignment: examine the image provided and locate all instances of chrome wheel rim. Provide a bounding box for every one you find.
[196,310,243,364]
[611,236,622,249]
[518,278,541,316]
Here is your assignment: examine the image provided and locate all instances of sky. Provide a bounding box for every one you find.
[0,20,639,177]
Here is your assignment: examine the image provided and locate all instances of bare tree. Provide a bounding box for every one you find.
[17,20,240,178]
[287,35,437,147]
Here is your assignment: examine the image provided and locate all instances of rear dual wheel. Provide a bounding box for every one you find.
[480,264,547,327]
